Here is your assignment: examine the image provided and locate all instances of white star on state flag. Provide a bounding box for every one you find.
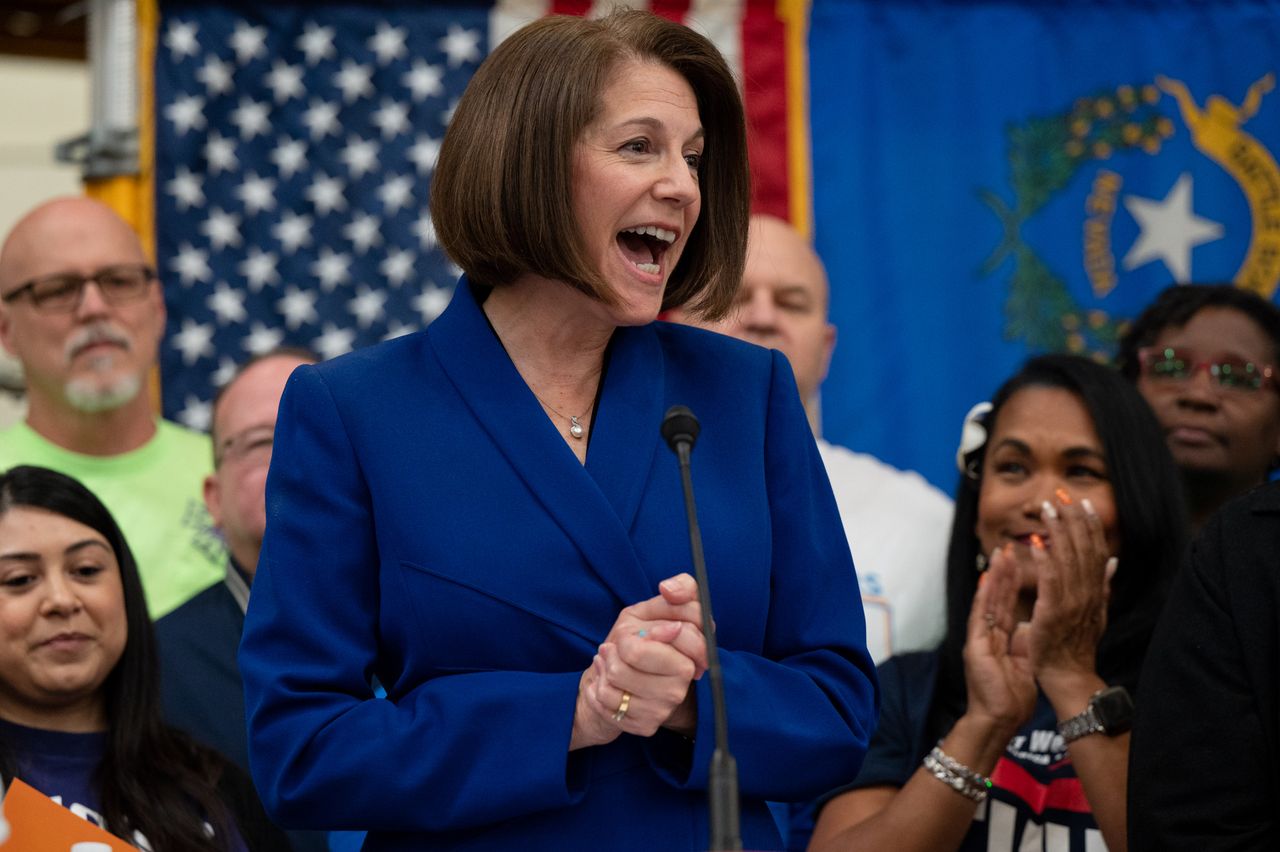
[348,285,388,328]
[265,60,305,103]
[408,135,441,176]
[439,25,481,68]
[171,243,213,286]
[340,136,380,179]
[441,97,459,126]
[306,174,347,216]
[411,211,437,250]
[344,214,382,254]
[372,100,411,140]
[165,21,200,61]
[201,207,242,250]
[414,284,451,323]
[230,20,268,65]
[312,247,353,291]
[196,55,234,97]
[166,167,205,211]
[231,97,272,140]
[369,22,408,65]
[277,286,320,330]
[172,318,216,365]
[403,60,444,101]
[270,137,308,179]
[1122,173,1224,283]
[378,174,414,215]
[239,247,281,291]
[334,60,374,103]
[313,323,356,359]
[243,322,285,355]
[302,99,341,140]
[297,21,336,65]
[177,395,212,431]
[273,211,314,255]
[380,248,415,288]
[207,281,248,324]
[165,94,206,135]
[205,132,238,174]
[236,172,277,216]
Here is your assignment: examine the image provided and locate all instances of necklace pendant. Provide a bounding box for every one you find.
[569,416,584,439]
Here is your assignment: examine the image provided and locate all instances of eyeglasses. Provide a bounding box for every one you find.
[216,426,274,467]
[1138,346,1277,393]
[0,264,156,314]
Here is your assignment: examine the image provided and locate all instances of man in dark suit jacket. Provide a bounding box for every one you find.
[1129,481,1280,849]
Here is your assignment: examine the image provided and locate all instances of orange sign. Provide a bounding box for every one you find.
[0,779,136,851]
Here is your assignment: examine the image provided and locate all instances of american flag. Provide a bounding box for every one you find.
[153,0,796,429]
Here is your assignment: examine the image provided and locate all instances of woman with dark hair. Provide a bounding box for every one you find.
[0,464,288,851]
[810,354,1187,852]
[238,8,875,851]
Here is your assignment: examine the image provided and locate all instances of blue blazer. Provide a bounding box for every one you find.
[239,281,878,851]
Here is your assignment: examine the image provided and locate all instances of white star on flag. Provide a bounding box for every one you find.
[201,208,242,251]
[165,94,206,135]
[265,60,305,103]
[172,318,216,365]
[413,285,451,324]
[230,97,272,140]
[273,211,314,255]
[277,286,320,330]
[439,24,481,68]
[312,247,352,291]
[205,132,238,174]
[380,249,415,288]
[277,284,320,326]
[166,167,205,211]
[165,21,200,61]
[212,357,238,389]
[343,214,383,254]
[340,137,380,179]
[270,137,308,179]
[411,211,437,250]
[378,174,414,215]
[302,99,341,140]
[313,323,357,359]
[306,174,347,215]
[373,100,411,139]
[334,60,374,103]
[383,320,418,341]
[243,322,285,355]
[171,243,213,286]
[1123,173,1224,283]
[297,21,336,65]
[239,247,281,291]
[236,172,277,216]
[369,23,408,65]
[408,135,441,176]
[230,21,268,65]
[177,396,213,431]
[196,55,234,97]
[403,61,444,101]
[348,285,389,328]
[207,281,248,325]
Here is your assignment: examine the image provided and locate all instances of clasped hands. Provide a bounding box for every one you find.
[964,492,1118,736]
[571,573,708,751]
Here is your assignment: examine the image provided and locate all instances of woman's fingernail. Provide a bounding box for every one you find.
[1055,487,1072,505]
[978,572,988,588]
[1082,498,1096,517]
[1030,533,1045,550]
[1041,500,1059,520]
[1105,555,1119,578]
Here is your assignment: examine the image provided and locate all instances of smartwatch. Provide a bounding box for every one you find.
[1057,685,1134,744]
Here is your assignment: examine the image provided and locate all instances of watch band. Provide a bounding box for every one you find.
[1057,685,1134,743]
[1057,703,1104,743]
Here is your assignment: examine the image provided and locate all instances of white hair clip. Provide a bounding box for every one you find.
[956,401,993,478]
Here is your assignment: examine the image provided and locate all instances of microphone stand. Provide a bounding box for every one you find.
[663,406,741,851]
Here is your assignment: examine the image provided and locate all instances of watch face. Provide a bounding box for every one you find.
[1093,686,1135,735]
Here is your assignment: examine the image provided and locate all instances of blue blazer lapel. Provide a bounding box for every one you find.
[426,280,658,607]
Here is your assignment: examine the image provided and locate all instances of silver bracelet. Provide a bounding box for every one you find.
[921,746,992,803]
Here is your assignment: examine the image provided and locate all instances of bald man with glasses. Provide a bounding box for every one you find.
[0,196,222,617]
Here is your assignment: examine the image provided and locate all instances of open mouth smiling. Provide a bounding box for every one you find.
[617,225,677,275]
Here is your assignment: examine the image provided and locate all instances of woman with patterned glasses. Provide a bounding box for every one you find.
[1117,283,1280,529]
[810,354,1188,852]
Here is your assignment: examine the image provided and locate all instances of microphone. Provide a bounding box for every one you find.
[661,405,741,852]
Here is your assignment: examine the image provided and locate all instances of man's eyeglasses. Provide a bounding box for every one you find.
[1138,346,1277,393]
[0,264,156,314]
[216,426,275,468]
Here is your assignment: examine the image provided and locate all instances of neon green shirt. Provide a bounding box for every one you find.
[0,420,224,618]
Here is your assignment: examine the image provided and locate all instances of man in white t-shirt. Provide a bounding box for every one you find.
[673,215,951,663]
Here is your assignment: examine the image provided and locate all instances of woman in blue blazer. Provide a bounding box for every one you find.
[238,10,877,850]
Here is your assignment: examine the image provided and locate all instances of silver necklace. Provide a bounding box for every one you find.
[534,394,587,439]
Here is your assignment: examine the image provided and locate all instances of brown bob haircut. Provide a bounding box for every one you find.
[430,8,749,319]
